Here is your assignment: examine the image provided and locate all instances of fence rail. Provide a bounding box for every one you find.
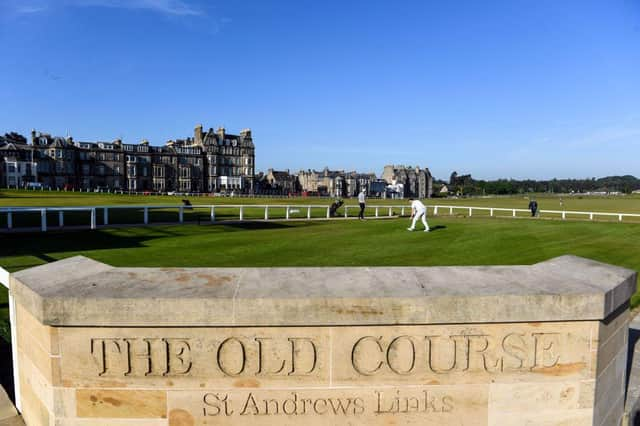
[1,204,639,232]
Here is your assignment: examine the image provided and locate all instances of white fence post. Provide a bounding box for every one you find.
[490,208,494,217]
[562,211,566,220]
[434,206,438,215]
[264,206,269,220]
[401,207,405,216]
[144,207,149,225]
[40,208,47,232]
[619,214,623,222]
[91,208,96,229]
[7,211,12,230]
[468,207,472,217]
[326,206,330,219]
[285,206,290,220]
[210,206,216,223]
[179,206,184,223]
[344,206,348,218]
[58,211,64,227]
[375,207,379,217]
[512,209,516,217]
[307,206,311,219]
[103,208,109,225]
[449,207,453,215]
[388,207,392,217]
[240,206,244,221]
[0,267,21,413]
[589,213,593,221]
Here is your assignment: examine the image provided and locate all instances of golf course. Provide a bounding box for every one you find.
[1,189,640,344]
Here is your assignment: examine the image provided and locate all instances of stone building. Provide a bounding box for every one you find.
[0,125,255,193]
[382,165,433,198]
[259,169,299,195]
[297,168,400,198]
[345,172,376,197]
[298,167,347,197]
[0,132,38,188]
[194,125,255,193]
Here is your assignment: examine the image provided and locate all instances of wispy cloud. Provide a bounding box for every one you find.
[4,0,204,17]
[15,5,47,14]
[74,0,203,16]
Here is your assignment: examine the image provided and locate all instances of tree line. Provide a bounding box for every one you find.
[442,172,640,196]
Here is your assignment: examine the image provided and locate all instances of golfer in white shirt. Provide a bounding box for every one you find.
[357,189,366,220]
[407,198,430,232]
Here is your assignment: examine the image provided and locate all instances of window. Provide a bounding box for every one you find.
[8,164,15,173]
[82,164,90,175]
[97,165,105,176]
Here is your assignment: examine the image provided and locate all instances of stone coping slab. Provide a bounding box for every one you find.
[10,255,637,327]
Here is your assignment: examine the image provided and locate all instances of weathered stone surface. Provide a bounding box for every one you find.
[8,255,635,425]
[52,322,597,389]
[167,386,488,425]
[76,389,167,418]
[11,255,637,326]
[58,326,330,388]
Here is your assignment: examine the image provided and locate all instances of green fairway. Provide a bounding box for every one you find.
[1,215,638,301]
[2,189,640,229]
[1,189,640,212]
[1,196,639,344]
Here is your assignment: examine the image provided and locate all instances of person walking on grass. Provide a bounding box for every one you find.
[358,189,366,220]
[407,197,430,232]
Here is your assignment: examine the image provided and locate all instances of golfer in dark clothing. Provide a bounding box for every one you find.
[358,189,366,220]
[528,200,538,217]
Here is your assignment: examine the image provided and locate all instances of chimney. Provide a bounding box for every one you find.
[217,127,225,139]
[194,124,203,145]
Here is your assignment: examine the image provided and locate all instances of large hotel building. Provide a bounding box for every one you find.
[0,125,255,193]
[1,126,433,198]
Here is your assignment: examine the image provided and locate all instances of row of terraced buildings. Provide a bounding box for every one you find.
[1,125,432,198]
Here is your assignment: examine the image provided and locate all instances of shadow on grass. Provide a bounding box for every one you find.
[430,225,447,232]
[0,230,163,260]
[0,221,322,262]
[219,221,299,231]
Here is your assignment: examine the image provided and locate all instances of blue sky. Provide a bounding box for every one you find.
[1,0,639,180]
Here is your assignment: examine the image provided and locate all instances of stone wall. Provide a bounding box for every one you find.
[10,255,637,425]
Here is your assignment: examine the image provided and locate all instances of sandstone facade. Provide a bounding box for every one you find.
[10,255,636,425]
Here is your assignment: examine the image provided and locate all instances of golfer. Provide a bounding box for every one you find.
[358,189,366,220]
[407,198,430,232]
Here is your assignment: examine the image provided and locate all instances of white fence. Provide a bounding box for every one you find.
[0,267,20,413]
[1,204,639,232]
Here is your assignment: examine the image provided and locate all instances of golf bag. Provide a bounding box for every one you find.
[329,199,344,217]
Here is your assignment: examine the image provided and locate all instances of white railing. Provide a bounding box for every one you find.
[1,204,639,232]
[0,266,20,413]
